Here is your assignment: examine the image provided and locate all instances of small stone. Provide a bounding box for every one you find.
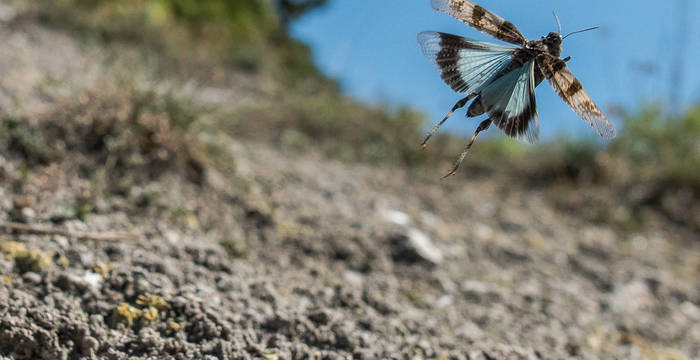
[56,273,92,292]
[53,235,70,249]
[78,336,99,357]
[308,310,331,325]
[11,197,34,222]
[21,207,37,221]
[461,280,488,294]
[137,327,160,347]
[82,272,103,289]
[407,229,443,264]
[680,301,700,321]
[22,271,42,284]
[611,281,655,314]
[390,229,443,265]
[474,223,494,240]
[457,322,484,340]
[435,295,453,309]
[381,208,411,226]
[343,270,364,289]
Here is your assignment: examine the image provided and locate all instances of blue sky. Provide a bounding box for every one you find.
[291,0,699,140]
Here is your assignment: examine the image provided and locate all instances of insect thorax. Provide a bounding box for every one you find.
[528,32,563,58]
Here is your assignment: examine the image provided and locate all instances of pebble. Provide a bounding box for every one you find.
[381,208,411,226]
[22,272,42,284]
[610,281,654,314]
[82,272,103,289]
[435,295,453,308]
[408,229,443,264]
[343,271,364,289]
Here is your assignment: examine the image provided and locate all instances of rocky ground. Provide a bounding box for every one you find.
[0,3,699,359]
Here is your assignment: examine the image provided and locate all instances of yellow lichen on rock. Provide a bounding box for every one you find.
[168,322,181,332]
[113,303,142,327]
[91,262,117,277]
[111,294,171,328]
[140,307,159,324]
[0,241,27,257]
[1,241,54,272]
[14,248,53,272]
[135,294,169,310]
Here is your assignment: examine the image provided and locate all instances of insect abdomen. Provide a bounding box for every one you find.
[467,97,485,117]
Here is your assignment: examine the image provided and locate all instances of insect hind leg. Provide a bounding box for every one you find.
[441,118,492,179]
[422,94,475,148]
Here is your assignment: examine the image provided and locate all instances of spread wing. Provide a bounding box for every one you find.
[538,54,616,139]
[418,31,515,94]
[479,61,539,142]
[430,0,527,46]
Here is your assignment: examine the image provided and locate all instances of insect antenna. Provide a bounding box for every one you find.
[441,118,492,179]
[552,11,562,34]
[563,26,600,39]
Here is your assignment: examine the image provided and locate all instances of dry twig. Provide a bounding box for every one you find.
[0,222,137,242]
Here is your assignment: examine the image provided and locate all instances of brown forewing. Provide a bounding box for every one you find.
[431,0,527,46]
[537,54,617,138]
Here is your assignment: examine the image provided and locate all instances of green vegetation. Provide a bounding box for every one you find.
[230,95,430,165]
[0,84,209,185]
[610,105,700,187]
[29,0,326,84]
[555,105,698,187]
[448,104,700,189]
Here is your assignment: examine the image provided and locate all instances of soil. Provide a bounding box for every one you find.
[0,4,698,360]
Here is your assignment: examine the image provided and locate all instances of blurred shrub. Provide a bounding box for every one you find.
[0,85,209,185]
[518,139,604,184]
[278,0,328,25]
[231,93,430,166]
[1,116,59,166]
[25,0,431,167]
[33,0,275,44]
[461,104,700,187]
[428,104,699,230]
[29,0,323,84]
[610,105,700,187]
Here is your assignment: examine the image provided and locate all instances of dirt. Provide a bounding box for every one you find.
[0,4,699,360]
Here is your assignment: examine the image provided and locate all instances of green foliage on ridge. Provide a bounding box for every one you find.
[479,103,700,187]
[611,105,700,186]
[30,0,324,84]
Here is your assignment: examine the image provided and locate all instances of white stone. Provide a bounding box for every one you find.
[381,209,410,226]
[407,228,443,265]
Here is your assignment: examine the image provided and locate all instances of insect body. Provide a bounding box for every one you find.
[418,0,616,178]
